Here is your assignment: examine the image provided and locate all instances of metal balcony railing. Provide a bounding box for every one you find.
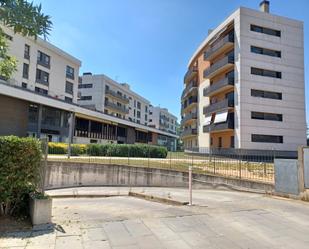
[181,112,198,125]
[203,98,234,115]
[182,96,198,111]
[204,32,234,60]
[181,81,198,99]
[203,76,234,97]
[105,89,129,103]
[181,128,198,137]
[184,66,198,83]
[203,54,234,79]
[105,100,129,114]
[203,113,234,132]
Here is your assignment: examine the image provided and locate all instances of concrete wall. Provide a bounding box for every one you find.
[0,94,28,137]
[45,161,274,192]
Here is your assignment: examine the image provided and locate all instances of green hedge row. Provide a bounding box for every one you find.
[87,144,168,158]
[48,142,168,158]
[0,136,42,216]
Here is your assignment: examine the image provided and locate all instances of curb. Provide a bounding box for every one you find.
[128,192,188,206]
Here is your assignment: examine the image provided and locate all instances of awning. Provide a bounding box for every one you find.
[214,111,228,124]
[204,115,212,125]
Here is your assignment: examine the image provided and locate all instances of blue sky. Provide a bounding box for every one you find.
[35,0,308,123]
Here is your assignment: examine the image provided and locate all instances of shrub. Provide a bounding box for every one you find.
[48,142,87,156]
[87,143,167,158]
[0,136,42,217]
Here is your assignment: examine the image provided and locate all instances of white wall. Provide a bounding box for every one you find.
[2,25,81,103]
[238,7,306,151]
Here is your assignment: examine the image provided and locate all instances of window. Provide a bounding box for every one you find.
[251,112,282,121]
[37,51,50,68]
[36,69,49,85]
[218,137,222,148]
[137,101,141,109]
[65,96,73,103]
[134,109,136,117]
[137,120,140,124]
[145,114,148,121]
[35,87,48,95]
[66,65,74,80]
[252,134,283,143]
[251,67,281,78]
[22,63,29,79]
[251,89,282,100]
[65,81,74,94]
[251,46,281,58]
[134,100,136,107]
[137,110,141,118]
[78,83,93,89]
[22,82,27,88]
[230,136,234,148]
[80,96,92,100]
[145,106,148,113]
[250,24,281,37]
[24,44,30,59]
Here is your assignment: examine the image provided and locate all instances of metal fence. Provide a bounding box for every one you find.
[46,144,275,183]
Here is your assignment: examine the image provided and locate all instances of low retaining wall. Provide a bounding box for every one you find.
[45,161,274,193]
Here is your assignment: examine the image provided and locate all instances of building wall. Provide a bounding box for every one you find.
[238,8,306,151]
[0,95,28,137]
[2,25,81,103]
[198,79,210,148]
[149,106,177,134]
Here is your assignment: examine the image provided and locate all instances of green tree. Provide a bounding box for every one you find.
[0,0,52,80]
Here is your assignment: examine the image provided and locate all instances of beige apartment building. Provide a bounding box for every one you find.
[181,1,306,152]
[148,106,177,134]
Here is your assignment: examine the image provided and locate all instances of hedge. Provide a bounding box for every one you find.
[48,142,168,158]
[0,136,42,216]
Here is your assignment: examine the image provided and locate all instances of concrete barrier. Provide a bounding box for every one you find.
[45,161,274,193]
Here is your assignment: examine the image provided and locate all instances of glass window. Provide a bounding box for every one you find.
[65,81,74,94]
[251,67,281,79]
[251,112,282,121]
[37,50,50,68]
[251,89,282,100]
[80,96,92,100]
[28,104,38,123]
[250,24,281,37]
[35,87,48,95]
[65,96,72,103]
[252,134,283,143]
[137,101,141,109]
[78,83,93,89]
[24,44,30,59]
[66,65,75,80]
[22,63,29,79]
[22,82,27,88]
[36,69,49,85]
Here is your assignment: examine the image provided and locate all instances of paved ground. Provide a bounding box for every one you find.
[1,187,309,248]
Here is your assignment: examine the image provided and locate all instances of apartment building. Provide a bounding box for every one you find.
[148,106,177,134]
[181,1,306,152]
[78,73,150,126]
[0,26,178,150]
[1,25,81,104]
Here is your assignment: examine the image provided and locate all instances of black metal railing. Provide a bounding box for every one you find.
[181,81,198,99]
[203,113,234,132]
[203,54,234,79]
[184,66,198,83]
[104,100,129,114]
[203,76,234,97]
[181,112,198,125]
[181,128,198,137]
[106,89,129,103]
[182,96,198,111]
[203,98,234,115]
[204,32,234,60]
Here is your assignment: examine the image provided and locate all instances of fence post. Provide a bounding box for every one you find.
[148,146,150,168]
[188,165,192,206]
[41,138,48,195]
[169,150,172,169]
[128,146,130,166]
[239,149,242,179]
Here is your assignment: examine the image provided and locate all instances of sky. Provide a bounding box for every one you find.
[34,0,309,122]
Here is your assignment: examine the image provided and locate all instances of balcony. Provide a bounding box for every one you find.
[203,98,234,115]
[181,128,198,138]
[104,100,129,114]
[203,76,234,97]
[203,54,234,79]
[181,81,198,99]
[204,32,234,61]
[184,66,198,83]
[203,113,234,133]
[182,96,198,113]
[181,112,198,125]
[105,89,129,103]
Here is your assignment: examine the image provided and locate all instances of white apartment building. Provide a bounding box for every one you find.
[149,106,177,134]
[78,73,151,126]
[1,25,81,103]
[181,1,306,152]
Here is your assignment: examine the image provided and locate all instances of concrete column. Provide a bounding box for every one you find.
[37,104,43,138]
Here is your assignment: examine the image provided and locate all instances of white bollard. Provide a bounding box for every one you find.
[189,165,192,206]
